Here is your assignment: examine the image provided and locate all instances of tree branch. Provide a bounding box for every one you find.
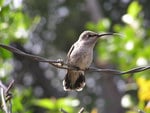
[60,108,68,113]
[1,88,9,113]
[0,80,14,113]
[78,107,84,113]
[0,44,150,76]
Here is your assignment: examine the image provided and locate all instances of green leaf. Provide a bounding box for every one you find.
[97,18,111,31]
[57,98,79,107]
[0,0,4,7]
[33,98,55,110]
[12,94,24,112]
[33,98,79,113]
[127,1,142,18]
[85,22,96,31]
[0,48,12,59]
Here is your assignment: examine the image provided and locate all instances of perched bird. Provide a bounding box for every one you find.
[63,30,114,91]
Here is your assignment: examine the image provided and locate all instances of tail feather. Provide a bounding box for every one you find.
[63,70,85,91]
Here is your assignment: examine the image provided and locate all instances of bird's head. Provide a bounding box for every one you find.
[78,30,114,45]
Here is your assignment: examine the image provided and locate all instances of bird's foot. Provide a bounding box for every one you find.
[56,58,64,66]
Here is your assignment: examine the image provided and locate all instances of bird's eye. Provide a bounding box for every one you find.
[88,34,92,37]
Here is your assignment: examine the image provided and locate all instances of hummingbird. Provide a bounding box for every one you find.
[63,30,114,91]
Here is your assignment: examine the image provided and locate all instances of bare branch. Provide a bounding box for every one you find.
[0,80,14,113]
[5,80,14,95]
[120,66,150,75]
[138,109,145,113]
[0,44,63,64]
[1,88,9,113]
[87,67,121,75]
[60,108,68,113]
[87,66,150,75]
[0,44,150,76]
[78,107,84,113]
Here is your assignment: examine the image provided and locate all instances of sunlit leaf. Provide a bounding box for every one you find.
[57,98,79,107]
[12,93,24,112]
[33,98,78,113]
[85,22,96,31]
[97,18,110,32]
[33,98,55,110]
[0,5,10,18]
[0,0,4,7]
[0,48,12,59]
[137,77,150,101]
[127,1,142,18]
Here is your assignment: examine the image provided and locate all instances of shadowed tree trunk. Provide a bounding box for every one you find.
[100,75,125,113]
[85,0,103,23]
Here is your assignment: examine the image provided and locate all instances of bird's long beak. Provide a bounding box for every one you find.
[97,32,124,38]
[97,33,114,37]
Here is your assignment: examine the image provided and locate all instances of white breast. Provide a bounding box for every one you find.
[68,43,93,70]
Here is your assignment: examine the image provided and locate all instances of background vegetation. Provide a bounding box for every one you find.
[0,0,150,113]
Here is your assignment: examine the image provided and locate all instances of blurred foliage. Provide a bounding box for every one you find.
[87,1,150,113]
[137,78,150,101]
[0,0,35,80]
[0,0,37,113]
[11,88,33,113]
[33,98,79,113]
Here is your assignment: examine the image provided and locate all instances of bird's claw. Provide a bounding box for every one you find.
[57,59,64,66]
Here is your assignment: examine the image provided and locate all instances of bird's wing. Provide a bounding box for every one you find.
[67,44,74,59]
